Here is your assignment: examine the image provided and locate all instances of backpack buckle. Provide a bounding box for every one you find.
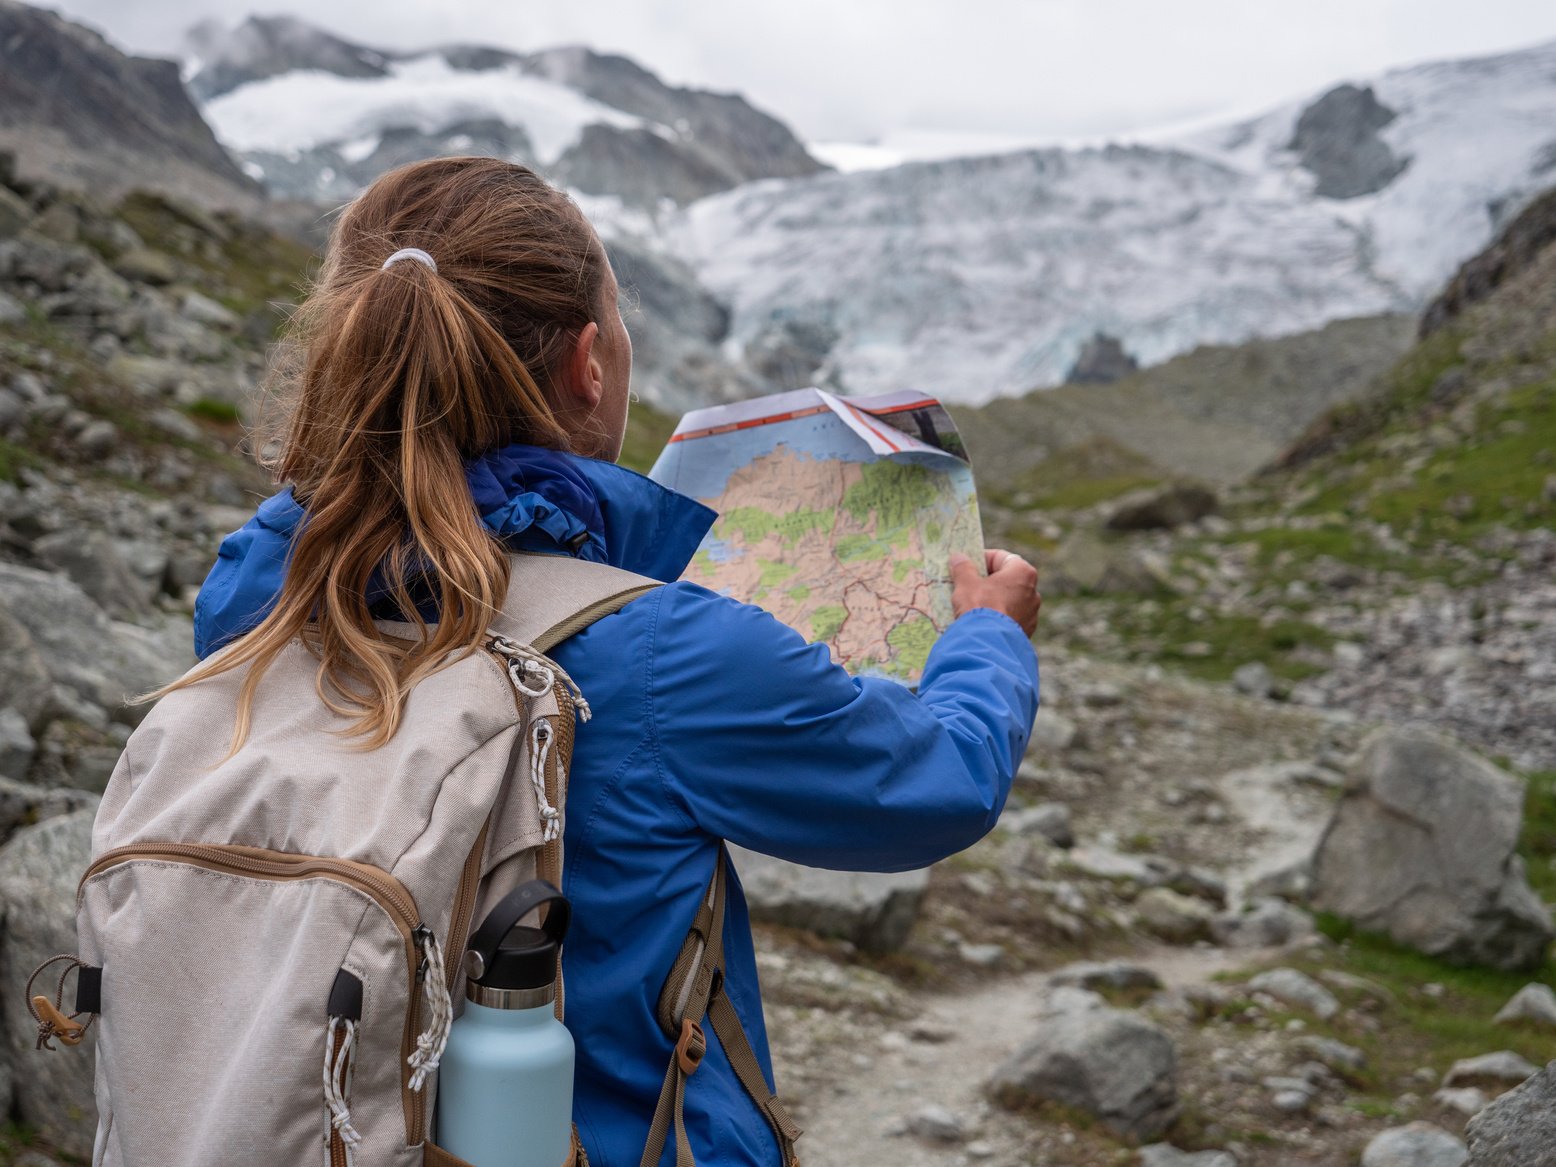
[676,1018,706,1076]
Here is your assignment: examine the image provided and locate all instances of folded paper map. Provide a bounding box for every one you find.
[649,388,984,685]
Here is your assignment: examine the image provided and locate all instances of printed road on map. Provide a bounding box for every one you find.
[649,388,984,685]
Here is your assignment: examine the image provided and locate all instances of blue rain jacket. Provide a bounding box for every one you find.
[194,444,1040,1167]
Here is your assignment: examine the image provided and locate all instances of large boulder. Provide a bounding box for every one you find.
[1104,483,1219,532]
[33,530,150,619]
[0,606,53,733]
[0,809,98,1159]
[0,562,191,726]
[1044,531,1171,596]
[1465,1059,1556,1166]
[727,845,927,952]
[0,776,97,841]
[989,988,1178,1141]
[1309,726,1553,971]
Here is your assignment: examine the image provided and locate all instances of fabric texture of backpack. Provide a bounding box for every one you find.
[66,553,658,1167]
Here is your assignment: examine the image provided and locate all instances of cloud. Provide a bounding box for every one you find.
[43,0,1556,143]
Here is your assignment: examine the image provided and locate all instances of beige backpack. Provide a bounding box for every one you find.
[48,554,655,1167]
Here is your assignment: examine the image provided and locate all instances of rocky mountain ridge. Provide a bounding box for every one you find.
[0,1,263,213]
[183,14,825,209]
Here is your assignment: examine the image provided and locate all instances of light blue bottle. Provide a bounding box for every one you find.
[436,881,574,1167]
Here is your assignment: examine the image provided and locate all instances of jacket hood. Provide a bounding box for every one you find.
[192,444,716,659]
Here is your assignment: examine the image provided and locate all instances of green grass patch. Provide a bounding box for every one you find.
[0,438,43,483]
[618,400,677,475]
[1094,596,1334,683]
[1292,914,1556,1081]
[1519,770,1556,905]
[185,397,242,424]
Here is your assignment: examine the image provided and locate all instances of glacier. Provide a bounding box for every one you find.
[666,39,1556,403]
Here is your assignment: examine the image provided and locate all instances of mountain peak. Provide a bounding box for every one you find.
[181,13,393,102]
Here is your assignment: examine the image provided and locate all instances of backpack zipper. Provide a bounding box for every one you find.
[80,843,434,1146]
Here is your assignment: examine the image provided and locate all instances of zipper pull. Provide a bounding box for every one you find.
[413,924,433,983]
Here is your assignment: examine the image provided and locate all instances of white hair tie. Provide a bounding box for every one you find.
[382,247,438,273]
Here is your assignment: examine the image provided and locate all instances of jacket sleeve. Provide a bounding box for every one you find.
[646,582,1039,872]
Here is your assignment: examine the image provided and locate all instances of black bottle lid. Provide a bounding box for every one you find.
[463,880,570,992]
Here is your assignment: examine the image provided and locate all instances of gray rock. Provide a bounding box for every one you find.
[1046,531,1171,596]
[179,290,239,330]
[75,419,119,459]
[906,1104,965,1143]
[0,809,98,1158]
[1244,859,1311,903]
[0,562,191,724]
[0,606,53,731]
[0,708,35,780]
[0,288,25,326]
[1465,1059,1556,1165]
[1049,960,1163,992]
[1002,801,1074,847]
[1061,845,1175,889]
[0,185,33,237]
[1316,968,1396,1006]
[1443,1051,1538,1091]
[1104,483,1218,532]
[1246,968,1339,1020]
[990,994,1178,1139]
[1270,1088,1311,1113]
[1289,84,1411,200]
[1293,1035,1367,1076]
[0,776,95,840]
[1434,1087,1489,1117]
[33,530,148,618]
[1493,984,1556,1029]
[1360,1122,1467,1167]
[1135,886,1215,944]
[1138,1145,1236,1167]
[111,247,177,285]
[1065,332,1139,385]
[1211,898,1316,948]
[1310,726,1553,971]
[958,942,1005,968]
[1231,661,1275,698]
[1027,709,1078,753]
[727,845,927,952]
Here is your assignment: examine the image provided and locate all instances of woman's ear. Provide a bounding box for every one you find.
[562,322,603,410]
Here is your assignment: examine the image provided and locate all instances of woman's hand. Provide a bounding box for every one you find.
[950,549,1041,637]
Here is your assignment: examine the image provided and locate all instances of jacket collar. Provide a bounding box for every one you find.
[192,444,714,659]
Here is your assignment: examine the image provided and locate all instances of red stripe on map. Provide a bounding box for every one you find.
[668,398,940,443]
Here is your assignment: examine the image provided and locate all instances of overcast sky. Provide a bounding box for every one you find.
[50,1,1556,145]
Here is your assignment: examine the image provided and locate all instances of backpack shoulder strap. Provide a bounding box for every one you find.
[488,553,660,653]
[642,846,802,1167]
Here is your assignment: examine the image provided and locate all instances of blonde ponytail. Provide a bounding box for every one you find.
[158,157,611,749]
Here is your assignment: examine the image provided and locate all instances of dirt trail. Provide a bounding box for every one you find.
[799,945,1271,1167]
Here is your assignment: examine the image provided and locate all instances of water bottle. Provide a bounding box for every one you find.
[436,880,574,1167]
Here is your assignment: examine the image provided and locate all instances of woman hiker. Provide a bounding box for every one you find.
[186,155,1041,1166]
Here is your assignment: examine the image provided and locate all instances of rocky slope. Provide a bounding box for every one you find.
[0,1,262,213]
[953,314,1416,490]
[183,15,825,209]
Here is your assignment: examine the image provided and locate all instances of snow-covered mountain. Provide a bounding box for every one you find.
[666,39,1556,403]
[181,16,824,210]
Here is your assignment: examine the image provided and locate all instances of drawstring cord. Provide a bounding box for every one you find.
[531,719,561,843]
[407,928,452,1092]
[323,1016,362,1161]
[488,635,593,723]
